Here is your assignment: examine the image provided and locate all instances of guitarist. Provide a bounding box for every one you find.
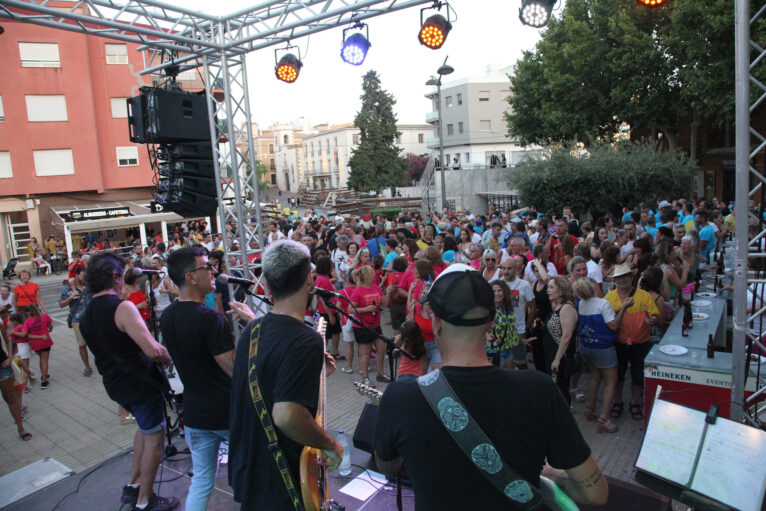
[373,264,609,510]
[228,240,343,511]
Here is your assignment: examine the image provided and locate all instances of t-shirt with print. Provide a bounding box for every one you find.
[604,289,659,345]
[505,277,534,335]
[350,284,383,328]
[577,297,616,349]
[374,367,591,511]
[314,275,335,315]
[23,314,53,351]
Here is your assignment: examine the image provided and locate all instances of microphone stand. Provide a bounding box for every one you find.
[323,298,414,386]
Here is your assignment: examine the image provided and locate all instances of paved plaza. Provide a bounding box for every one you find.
[1,272,646,492]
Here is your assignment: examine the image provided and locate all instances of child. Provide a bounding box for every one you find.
[7,313,35,387]
[23,305,53,389]
[372,254,386,288]
[339,270,358,374]
[395,320,427,382]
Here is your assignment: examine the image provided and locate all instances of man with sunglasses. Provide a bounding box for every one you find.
[161,247,235,511]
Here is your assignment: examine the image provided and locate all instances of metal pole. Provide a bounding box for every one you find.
[732,0,750,422]
[437,80,446,212]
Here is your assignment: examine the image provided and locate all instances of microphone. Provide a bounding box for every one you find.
[216,273,255,288]
[132,268,164,276]
[311,287,344,300]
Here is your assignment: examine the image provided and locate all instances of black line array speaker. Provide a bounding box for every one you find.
[127,87,211,144]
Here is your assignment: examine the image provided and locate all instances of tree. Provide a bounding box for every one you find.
[505,0,765,158]
[508,141,697,219]
[401,152,428,185]
[347,71,406,193]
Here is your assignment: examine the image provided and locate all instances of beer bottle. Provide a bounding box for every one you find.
[707,334,715,359]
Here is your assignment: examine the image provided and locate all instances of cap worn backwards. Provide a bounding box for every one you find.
[423,263,495,327]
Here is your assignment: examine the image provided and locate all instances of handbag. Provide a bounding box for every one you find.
[562,351,583,377]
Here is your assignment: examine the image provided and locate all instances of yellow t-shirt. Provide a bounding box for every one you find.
[604,289,659,345]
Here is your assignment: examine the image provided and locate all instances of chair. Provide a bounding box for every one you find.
[2,258,18,281]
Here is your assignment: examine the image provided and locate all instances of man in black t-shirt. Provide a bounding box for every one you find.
[373,264,609,510]
[161,247,234,511]
[228,240,342,511]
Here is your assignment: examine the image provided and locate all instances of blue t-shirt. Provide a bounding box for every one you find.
[442,250,458,263]
[698,224,716,260]
[645,226,658,238]
[367,237,388,258]
[383,251,398,269]
[621,212,633,223]
[577,298,616,349]
[681,214,696,231]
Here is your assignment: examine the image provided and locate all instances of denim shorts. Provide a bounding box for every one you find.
[125,394,165,435]
[0,365,12,382]
[579,344,618,370]
[426,340,442,365]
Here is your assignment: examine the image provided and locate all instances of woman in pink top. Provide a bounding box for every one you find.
[395,320,427,381]
[350,266,391,386]
[314,256,342,361]
[23,304,53,389]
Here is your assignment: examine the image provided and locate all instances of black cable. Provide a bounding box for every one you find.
[51,449,133,511]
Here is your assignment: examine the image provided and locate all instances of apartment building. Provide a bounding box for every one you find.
[424,65,536,168]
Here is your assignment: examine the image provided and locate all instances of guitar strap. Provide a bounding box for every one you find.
[417,369,549,510]
[247,319,305,511]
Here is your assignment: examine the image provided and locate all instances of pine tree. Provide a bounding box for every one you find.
[347,71,406,193]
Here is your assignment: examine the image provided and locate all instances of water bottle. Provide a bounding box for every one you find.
[338,430,351,476]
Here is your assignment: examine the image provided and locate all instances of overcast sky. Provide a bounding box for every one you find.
[170,0,548,127]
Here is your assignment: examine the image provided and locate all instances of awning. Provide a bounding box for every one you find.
[50,201,187,234]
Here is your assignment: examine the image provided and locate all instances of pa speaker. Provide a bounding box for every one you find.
[127,87,212,144]
[352,402,378,454]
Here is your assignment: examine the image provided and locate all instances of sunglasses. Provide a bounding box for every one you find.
[485,258,496,262]
[188,262,215,274]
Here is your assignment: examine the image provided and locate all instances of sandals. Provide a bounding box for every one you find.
[584,406,596,422]
[570,387,585,403]
[597,418,618,434]
[331,353,346,361]
[609,402,624,419]
[19,432,32,441]
[340,367,354,374]
[629,402,644,421]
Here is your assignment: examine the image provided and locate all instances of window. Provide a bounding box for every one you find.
[0,97,4,122]
[478,91,490,102]
[110,97,128,118]
[270,174,277,185]
[480,120,491,131]
[33,149,75,176]
[458,122,464,134]
[353,134,360,145]
[0,152,12,179]
[465,153,470,163]
[457,93,463,105]
[447,124,454,136]
[269,158,276,170]
[19,42,60,68]
[446,96,453,108]
[268,144,274,154]
[116,146,139,167]
[25,95,68,122]
[283,134,289,144]
[105,44,128,64]
[418,133,424,143]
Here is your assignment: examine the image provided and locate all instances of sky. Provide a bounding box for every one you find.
[169,0,549,128]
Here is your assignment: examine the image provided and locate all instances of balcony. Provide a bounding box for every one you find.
[426,137,441,149]
[425,111,439,123]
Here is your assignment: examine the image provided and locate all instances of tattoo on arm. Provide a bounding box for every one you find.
[571,466,603,489]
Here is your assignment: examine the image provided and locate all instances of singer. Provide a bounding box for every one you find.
[229,240,342,510]
[78,253,178,511]
[161,247,234,511]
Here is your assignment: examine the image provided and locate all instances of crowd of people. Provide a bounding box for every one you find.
[0,195,740,510]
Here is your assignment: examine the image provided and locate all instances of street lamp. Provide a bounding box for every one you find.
[426,58,454,212]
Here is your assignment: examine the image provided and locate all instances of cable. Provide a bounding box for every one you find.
[51,449,133,511]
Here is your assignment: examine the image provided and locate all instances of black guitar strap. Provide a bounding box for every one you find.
[417,369,549,510]
[247,319,305,511]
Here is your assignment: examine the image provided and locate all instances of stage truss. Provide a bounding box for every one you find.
[0,0,431,335]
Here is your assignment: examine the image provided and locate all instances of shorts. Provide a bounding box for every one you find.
[319,313,342,339]
[0,365,12,382]
[425,340,442,365]
[389,303,407,331]
[396,373,418,382]
[353,326,382,344]
[34,347,51,354]
[15,343,31,360]
[124,394,165,435]
[72,322,87,347]
[341,321,354,343]
[580,344,618,370]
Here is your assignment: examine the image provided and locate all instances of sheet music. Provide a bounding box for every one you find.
[635,400,706,486]
[690,418,766,511]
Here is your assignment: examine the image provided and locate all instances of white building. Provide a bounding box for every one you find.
[425,65,538,168]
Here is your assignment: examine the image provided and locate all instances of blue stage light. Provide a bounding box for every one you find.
[341,32,371,66]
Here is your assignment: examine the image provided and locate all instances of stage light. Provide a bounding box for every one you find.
[519,0,555,28]
[275,53,302,83]
[419,14,451,49]
[636,0,668,6]
[341,24,371,66]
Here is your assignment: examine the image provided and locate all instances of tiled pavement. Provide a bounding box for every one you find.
[2,273,645,487]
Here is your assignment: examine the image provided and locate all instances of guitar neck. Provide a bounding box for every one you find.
[316,318,327,429]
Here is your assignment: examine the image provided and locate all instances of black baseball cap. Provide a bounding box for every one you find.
[423,264,495,327]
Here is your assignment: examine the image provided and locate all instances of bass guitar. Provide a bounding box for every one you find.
[299,318,343,511]
[352,382,580,511]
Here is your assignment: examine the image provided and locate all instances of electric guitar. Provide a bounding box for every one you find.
[299,318,343,511]
[352,382,580,511]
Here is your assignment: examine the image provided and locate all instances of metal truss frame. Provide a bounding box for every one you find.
[0,0,432,335]
[733,0,766,424]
